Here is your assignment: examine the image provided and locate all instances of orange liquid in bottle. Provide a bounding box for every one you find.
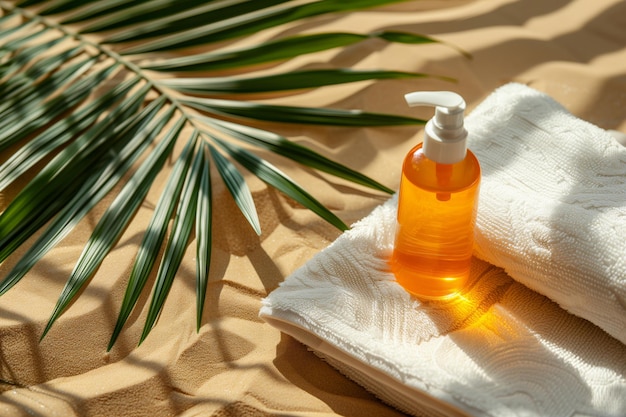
[391,143,480,299]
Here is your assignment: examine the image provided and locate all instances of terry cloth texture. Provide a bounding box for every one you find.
[260,83,626,417]
[468,83,626,345]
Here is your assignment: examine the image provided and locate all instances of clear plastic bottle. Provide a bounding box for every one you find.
[390,92,481,299]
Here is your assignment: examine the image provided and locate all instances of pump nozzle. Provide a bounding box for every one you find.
[405,91,465,111]
[404,91,467,164]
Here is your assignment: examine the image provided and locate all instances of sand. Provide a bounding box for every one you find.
[0,0,625,416]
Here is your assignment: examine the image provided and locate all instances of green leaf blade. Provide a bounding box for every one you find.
[107,127,195,350]
[203,117,396,194]
[374,30,471,59]
[0,76,141,191]
[86,0,289,36]
[185,97,425,127]
[159,69,428,95]
[214,138,348,231]
[0,81,148,297]
[108,0,292,48]
[0,57,108,153]
[0,45,82,101]
[195,145,212,332]
[39,106,179,339]
[143,32,368,72]
[143,31,445,73]
[208,144,261,235]
[139,138,204,345]
[0,78,154,265]
[41,0,121,16]
[0,34,68,80]
[116,0,410,54]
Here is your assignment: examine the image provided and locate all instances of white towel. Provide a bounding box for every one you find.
[260,83,626,417]
[468,83,626,345]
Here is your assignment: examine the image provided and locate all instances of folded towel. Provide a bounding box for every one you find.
[468,83,626,345]
[260,84,626,416]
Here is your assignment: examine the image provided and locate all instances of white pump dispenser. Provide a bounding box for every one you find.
[404,91,467,164]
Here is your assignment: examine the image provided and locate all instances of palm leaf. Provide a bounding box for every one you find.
[0,0,463,347]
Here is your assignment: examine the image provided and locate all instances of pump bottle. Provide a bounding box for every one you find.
[390,91,480,299]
